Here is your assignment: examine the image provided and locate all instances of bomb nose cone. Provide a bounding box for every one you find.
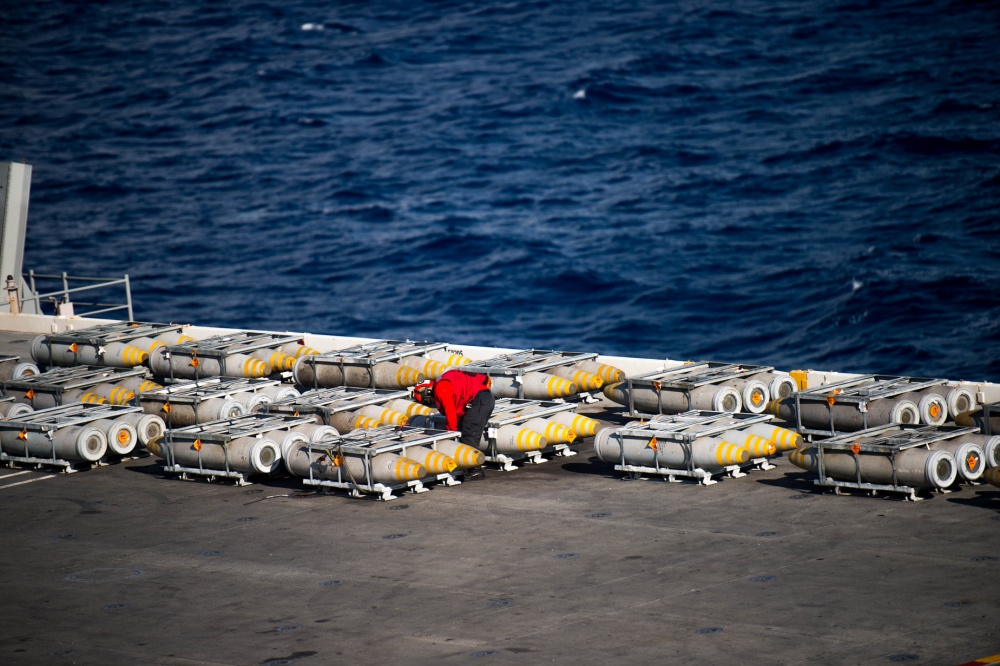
[550,366,603,391]
[434,440,486,469]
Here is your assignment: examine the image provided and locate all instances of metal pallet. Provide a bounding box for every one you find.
[262,386,411,423]
[296,340,449,389]
[302,424,465,500]
[163,413,315,485]
[0,403,142,471]
[606,411,775,484]
[789,375,947,438]
[1,365,147,405]
[617,361,774,417]
[809,424,979,500]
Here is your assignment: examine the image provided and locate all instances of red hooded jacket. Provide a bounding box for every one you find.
[432,369,491,431]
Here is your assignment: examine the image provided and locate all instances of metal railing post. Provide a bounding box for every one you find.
[124,274,133,321]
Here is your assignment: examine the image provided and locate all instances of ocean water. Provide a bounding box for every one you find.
[2,0,999,380]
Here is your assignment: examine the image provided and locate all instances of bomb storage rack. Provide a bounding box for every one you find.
[1,366,147,407]
[138,376,285,428]
[261,386,411,423]
[605,411,776,485]
[807,424,979,500]
[484,398,579,471]
[154,331,303,381]
[295,340,449,389]
[787,375,947,438]
[162,413,315,485]
[978,401,1000,436]
[300,424,466,501]
[617,362,774,417]
[0,403,142,471]
[462,349,600,399]
[34,321,184,369]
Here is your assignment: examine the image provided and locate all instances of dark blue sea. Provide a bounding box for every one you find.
[2,0,999,381]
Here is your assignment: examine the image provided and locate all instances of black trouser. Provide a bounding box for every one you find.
[459,389,495,448]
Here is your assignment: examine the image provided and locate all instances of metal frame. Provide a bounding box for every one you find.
[297,340,448,390]
[809,423,978,500]
[157,331,302,382]
[301,424,466,501]
[461,350,600,399]
[617,362,774,417]
[0,402,142,471]
[789,375,946,437]
[163,413,314,485]
[606,411,775,484]
[1,365,147,405]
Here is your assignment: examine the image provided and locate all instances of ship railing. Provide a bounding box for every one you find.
[18,270,133,320]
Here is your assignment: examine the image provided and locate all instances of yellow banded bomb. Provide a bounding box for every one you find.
[399,355,449,380]
[570,360,623,385]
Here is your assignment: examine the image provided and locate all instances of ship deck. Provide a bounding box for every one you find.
[1,329,998,666]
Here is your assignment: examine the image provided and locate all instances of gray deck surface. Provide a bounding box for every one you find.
[1,331,998,666]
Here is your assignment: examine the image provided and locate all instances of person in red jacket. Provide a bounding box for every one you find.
[412,369,495,448]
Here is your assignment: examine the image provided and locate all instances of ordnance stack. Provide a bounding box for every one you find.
[2,365,148,410]
[261,386,412,431]
[767,375,953,437]
[289,424,471,501]
[292,340,446,390]
[0,402,156,471]
[148,412,315,485]
[138,377,299,428]
[787,424,988,500]
[149,331,305,381]
[603,362,792,417]
[593,411,794,485]
[459,349,616,400]
[30,321,185,369]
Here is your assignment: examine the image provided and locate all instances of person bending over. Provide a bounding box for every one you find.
[412,369,495,448]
